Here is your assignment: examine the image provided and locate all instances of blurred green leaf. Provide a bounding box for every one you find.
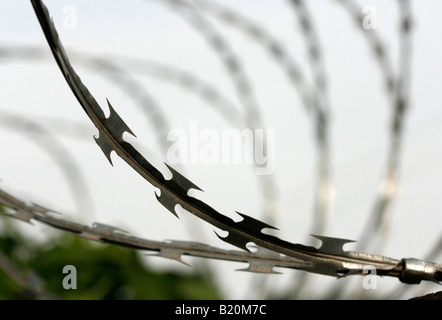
[0,216,221,300]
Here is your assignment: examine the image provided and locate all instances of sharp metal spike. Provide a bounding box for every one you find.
[146,249,190,266]
[91,222,128,236]
[104,99,136,139]
[94,133,114,166]
[32,0,438,286]
[235,212,278,233]
[155,189,179,218]
[214,230,251,252]
[165,163,203,192]
[311,235,356,255]
[236,262,280,274]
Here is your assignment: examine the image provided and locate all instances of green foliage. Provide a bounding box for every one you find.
[0,218,221,300]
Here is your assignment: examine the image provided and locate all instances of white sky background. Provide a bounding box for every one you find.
[0,0,441,299]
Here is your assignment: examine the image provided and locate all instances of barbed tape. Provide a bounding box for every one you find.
[0,188,309,274]
[24,0,442,285]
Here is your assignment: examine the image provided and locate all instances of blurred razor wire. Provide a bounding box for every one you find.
[0,46,241,124]
[357,0,413,254]
[290,0,332,236]
[0,46,172,156]
[0,39,277,284]
[314,0,415,300]
[0,45,223,277]
[174,0,425,300]
[286,0,333,299]
[153,0,283,298]
[0,110,95,218]
[0,45,273,251]
[186,0,317,115]
[334,0,413,255]
[151,0,281,232]
[186,0,334,232]
[1,0,440,300]
[176,0,333,298]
